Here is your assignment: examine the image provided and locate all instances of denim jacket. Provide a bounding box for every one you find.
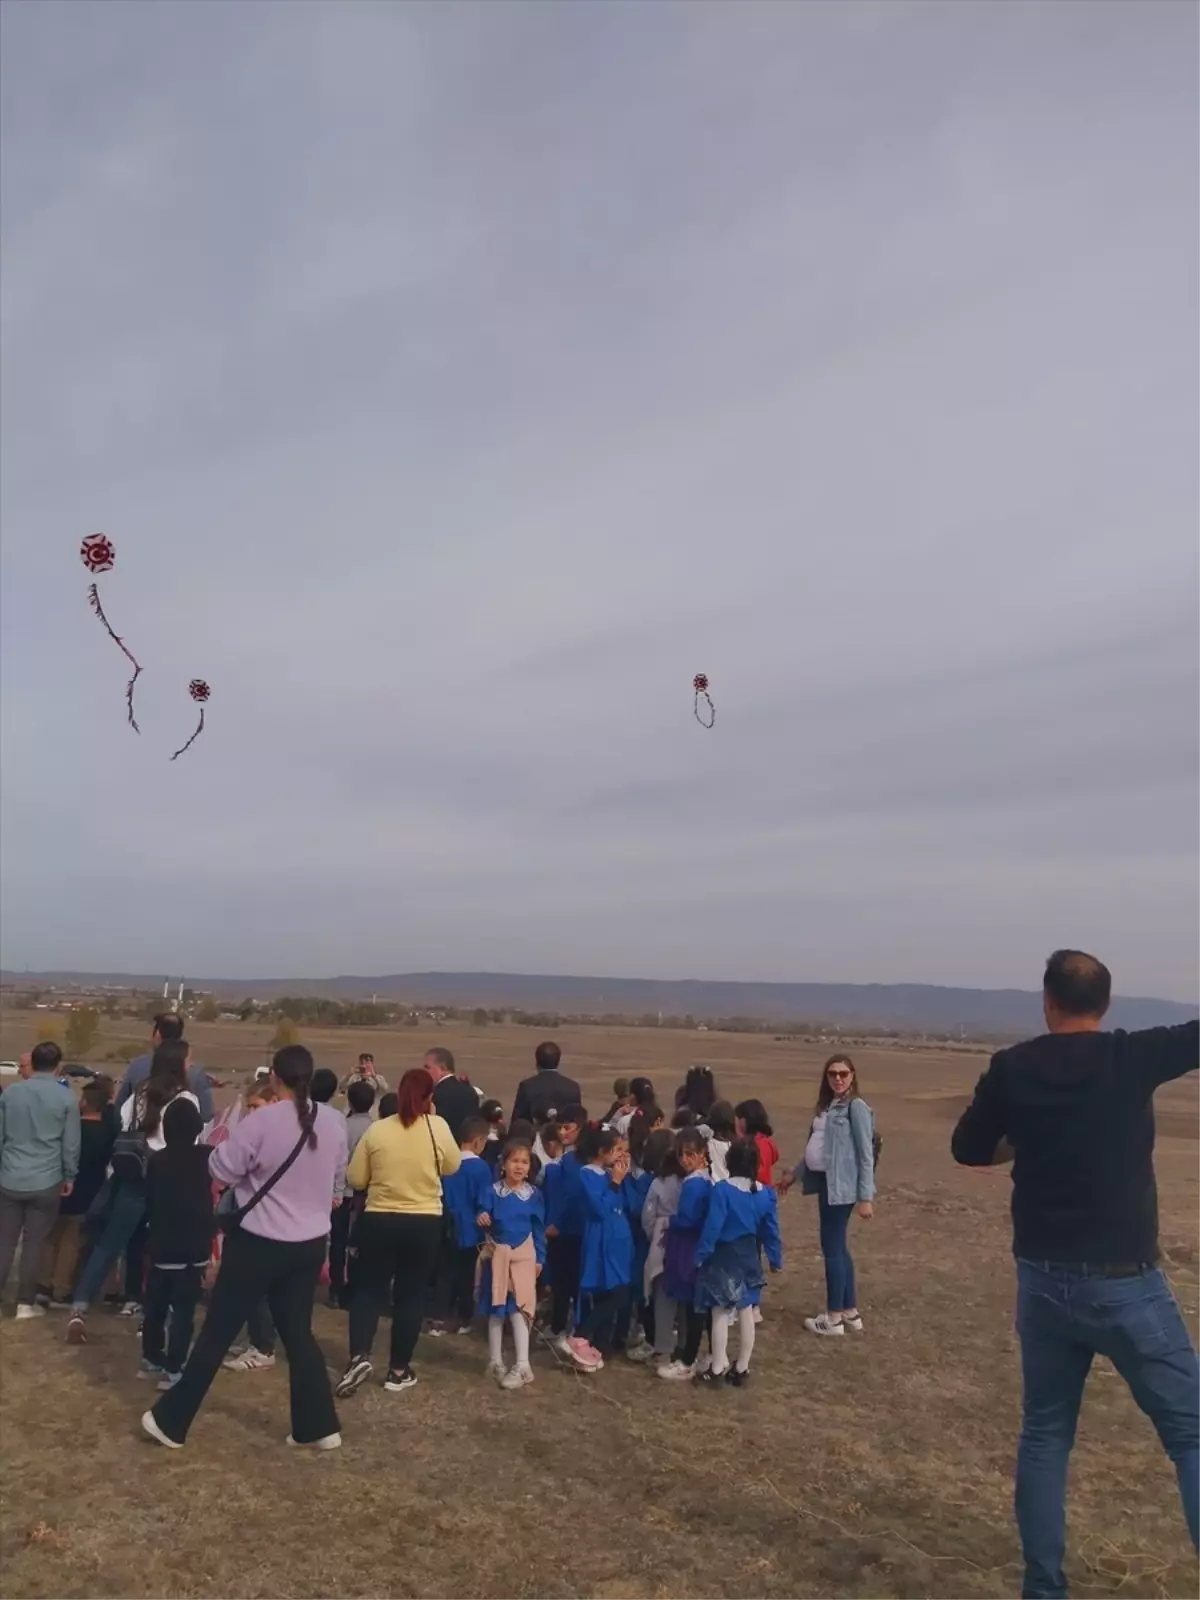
[793,1097,875,1207]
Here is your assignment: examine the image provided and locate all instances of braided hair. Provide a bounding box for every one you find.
[271,1045,318,1148]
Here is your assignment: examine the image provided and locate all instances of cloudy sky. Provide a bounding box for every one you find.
[1,0,1196,999]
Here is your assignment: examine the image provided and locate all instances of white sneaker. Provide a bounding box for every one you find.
[804,1313,845,1337]
[657,1359,695,1382]
[625,1341,657,1363]
[843,1313,864,1332]
[14,1303,46,1321]
[222,1346,276,1371]
[287,1432,342,1450]
[485,1360,507,1384]
[500,1363,534,1390]
[119,1301,142,1318]
[141,1411,183,1449]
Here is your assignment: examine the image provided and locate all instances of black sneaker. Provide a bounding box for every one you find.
[695,1367,729,1387]
[383,1367,418,1392]
[334,1356,373,1398]
[725,1367,748,1388]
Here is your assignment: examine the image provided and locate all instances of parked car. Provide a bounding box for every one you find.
[61,1062,99,1080]
[0,1061,19,1078]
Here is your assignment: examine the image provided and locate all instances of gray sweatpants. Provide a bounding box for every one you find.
[0,1184,62,1306]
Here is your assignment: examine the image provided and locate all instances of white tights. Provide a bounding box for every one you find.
[488,1313,531,1369]
[710,1306,757,1375]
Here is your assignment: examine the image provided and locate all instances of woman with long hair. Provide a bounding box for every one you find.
[779,1054,876,1336]
[674,1064,717,1119]
[67,1041,200,1340]
[142,1045,348,1451]
[335,1066,461,1399]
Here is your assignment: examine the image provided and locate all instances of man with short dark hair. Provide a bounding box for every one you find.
[424,1048,478,1143]
[0,1040,81,1318]
[511,1040,581,1127]
[952,949,1199,1598]
[117,1013,213,1122]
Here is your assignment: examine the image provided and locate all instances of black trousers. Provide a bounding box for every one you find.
[678,1304,711,1367]
[142,1265,202,1375]
[547,1233,582,1336]
[329,1199,355,1302]
[348,1212,442,1373]
[579,1284,632,1351]
[438,1241,478,1325]
[124,1218,148,1303]
[153,1230,336,1446]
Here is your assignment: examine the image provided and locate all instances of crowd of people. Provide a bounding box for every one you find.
[0,949,1196,1600]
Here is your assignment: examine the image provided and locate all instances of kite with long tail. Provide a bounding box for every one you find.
[693,672,715,728]
[170,678,210,760]
[80,534,142,732]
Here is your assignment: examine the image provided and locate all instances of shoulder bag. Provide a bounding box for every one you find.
[217,1111,315,1236]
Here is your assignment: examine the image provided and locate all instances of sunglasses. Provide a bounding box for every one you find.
[827,1069,852,1080]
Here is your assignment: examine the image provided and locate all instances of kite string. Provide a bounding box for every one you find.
[169,709,205,762]
[87,583,142,733]
[693,688,715,728]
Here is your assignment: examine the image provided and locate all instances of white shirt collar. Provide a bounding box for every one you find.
[728,1176,755,1193]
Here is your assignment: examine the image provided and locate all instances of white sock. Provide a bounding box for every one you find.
[736,1306,756,1372]
[710,1309,730,1374]
[488,1317,504,1366]
[510,1312,530,1369]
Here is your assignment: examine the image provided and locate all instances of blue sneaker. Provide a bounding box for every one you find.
[137,1358,164,1380]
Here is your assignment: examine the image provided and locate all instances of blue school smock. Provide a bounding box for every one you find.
[543,1147,585,1238]
[579,1164,634,1293]
[441,1151,494,1249]
[476,1180,547,1318]
[693,1177,783,1310]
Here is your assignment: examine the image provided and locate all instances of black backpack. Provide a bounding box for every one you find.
[111,1092,150,1183]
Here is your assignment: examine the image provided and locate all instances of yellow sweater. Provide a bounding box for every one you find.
[346,1112,462,1214]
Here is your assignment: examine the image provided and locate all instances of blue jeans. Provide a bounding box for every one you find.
[1015,1260,1199,1598]
[816,1175,856,1312]
[71,1184,146,1310]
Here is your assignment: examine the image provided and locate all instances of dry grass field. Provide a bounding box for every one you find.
[0,1012,1196,1600]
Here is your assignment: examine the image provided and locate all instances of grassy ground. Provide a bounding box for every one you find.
[0,1015,1196,1599]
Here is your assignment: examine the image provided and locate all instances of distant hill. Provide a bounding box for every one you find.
[2,968,1195,1037]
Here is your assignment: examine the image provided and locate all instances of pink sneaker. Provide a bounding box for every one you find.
[565,1336,603,1371]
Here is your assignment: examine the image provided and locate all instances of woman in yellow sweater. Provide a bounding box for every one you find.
[335,1067,461,1398]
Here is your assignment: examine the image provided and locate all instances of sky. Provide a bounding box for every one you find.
[1,0,1196,1000]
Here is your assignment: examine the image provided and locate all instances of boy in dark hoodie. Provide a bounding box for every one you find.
[140,1098,214,1391]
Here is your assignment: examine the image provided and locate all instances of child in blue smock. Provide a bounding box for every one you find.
[576,1125,635,1363]
[436,1116,494,1332]
[476,1140,545,1390]
[694,1137,783,1385]
[657,1127,713,1382]
[622,1155,655,1360]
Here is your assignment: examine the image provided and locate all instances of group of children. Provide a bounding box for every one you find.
[436,1077,785,1389]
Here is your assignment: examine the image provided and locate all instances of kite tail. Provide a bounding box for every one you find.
[88,583,142,733]
[693,690,715,728]
[170,709,205,761]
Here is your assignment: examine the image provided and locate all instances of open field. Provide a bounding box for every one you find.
[1,1013,1197,1600]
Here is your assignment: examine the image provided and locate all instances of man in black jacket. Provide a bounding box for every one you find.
[511,1041,581,1127]
[952,949,1198,1599]
[425,1049,479,1143]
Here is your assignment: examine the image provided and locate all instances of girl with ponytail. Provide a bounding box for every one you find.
[142,1044,348,1455]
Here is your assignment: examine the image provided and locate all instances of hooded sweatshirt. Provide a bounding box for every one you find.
[145,1098,215,1267]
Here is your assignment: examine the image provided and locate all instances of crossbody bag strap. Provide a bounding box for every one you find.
[231,1113,314,1223]
[425,1114,442,1177]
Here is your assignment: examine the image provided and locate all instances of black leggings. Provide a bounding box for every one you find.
[579,1284,632,1351]
[348,1212,443,1373]
[677,1305,710,1367]
[547,1234,581,1336]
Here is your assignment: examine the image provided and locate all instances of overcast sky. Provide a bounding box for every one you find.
[1,0,1196,1000]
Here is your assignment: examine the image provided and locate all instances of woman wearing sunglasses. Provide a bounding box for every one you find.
[778,1055,875,1336]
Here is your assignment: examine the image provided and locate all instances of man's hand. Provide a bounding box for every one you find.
[60,1181,73,1199]
[545,1223,559,1239]
[857,1201,873,1221]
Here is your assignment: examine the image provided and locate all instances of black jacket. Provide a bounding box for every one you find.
[951,1022,1198,1263]
[145,1100,214,1265]
[432,1075,481,1143]
[511,1068,582,1127]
